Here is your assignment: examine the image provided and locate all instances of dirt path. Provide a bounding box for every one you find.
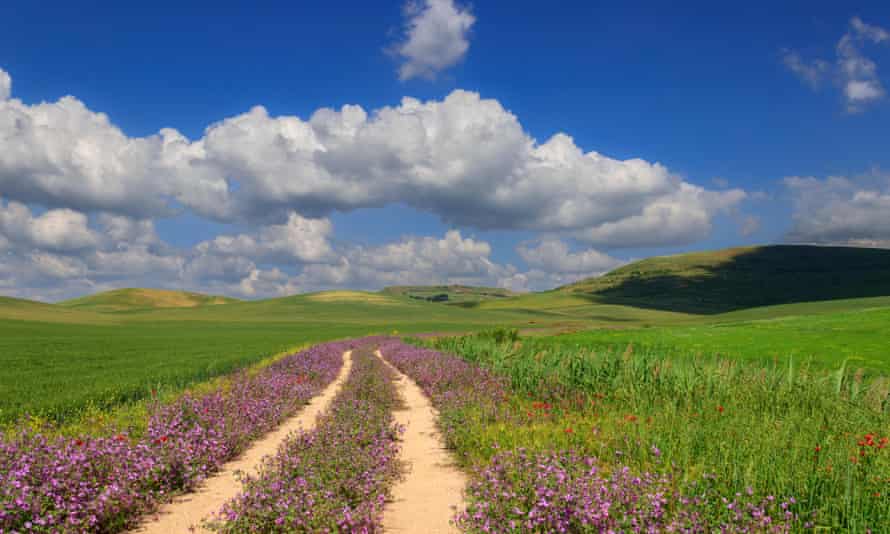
[133,350,353,534]
[375,350,466,533]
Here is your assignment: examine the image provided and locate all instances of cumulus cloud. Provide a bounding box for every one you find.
[393,0,475,80]
[203,92,744,245]
[784,173,890,244]
[0,68,10,101]
[295,230,513,290]
[574,183,745,248]
[517,239,624,275]
[0,93,229,218]
[0,68,740,250]
[0,199,99,252]
[0,67,749,299]
[784,17,890,112]
[195,212,334,265]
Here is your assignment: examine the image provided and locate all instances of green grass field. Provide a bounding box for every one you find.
[424,329,890,530]
[4,244,890,428]
[0,290,545,424]
[531,300,890,373]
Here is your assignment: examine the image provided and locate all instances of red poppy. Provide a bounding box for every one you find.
[75,439,84,447]
[717,405,724,413]
[160,436,168,443]
[564,428,573,434]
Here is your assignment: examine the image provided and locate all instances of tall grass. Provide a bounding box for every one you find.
[424,329,890,531]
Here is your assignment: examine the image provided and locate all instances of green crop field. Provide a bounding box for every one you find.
[0,289,546,425]
[4,244,890,431]
[528,299,890,373]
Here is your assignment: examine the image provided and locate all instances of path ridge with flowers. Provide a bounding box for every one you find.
[132,350,353,534]
[375,349,466,533]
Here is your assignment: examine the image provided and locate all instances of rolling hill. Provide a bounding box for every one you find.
[60,288,239,312]
[558,245,890,314]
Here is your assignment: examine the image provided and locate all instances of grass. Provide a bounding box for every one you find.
[560,245,890,314]
[422,330,890,531]
[0,291,546,426]
[5,282,890,426]
[531,302,890,373]
[4,243,890,441]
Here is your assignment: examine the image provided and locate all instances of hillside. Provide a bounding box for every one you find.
[381,285,517,305]
[60,288,239,312]
[560,245,890,314]
[0,296,114,324]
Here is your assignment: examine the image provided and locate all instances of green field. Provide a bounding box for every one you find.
[0,290,543,424]
[4,244,890,428]
[424,328,890,530]
[532,299,890,372]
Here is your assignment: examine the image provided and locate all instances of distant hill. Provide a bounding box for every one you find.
[560,245,890,314]
[60,288,239,312]
[381,285,518,305]
[0,295,114,323]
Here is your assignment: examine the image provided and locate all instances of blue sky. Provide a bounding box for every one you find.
[2,1,890,300]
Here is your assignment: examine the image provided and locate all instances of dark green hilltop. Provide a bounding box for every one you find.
[558,244,890,314]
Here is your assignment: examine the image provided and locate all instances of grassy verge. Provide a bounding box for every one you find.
[398,331,890,531]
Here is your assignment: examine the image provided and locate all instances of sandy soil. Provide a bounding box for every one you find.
[375,349,466,534]
[132,350,353,534]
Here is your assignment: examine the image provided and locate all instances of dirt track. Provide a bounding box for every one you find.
[376,349,466,533]
[132,350,353,534]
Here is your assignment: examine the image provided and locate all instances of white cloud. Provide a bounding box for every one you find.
[784,17,890,112]
[781,50,829,88]
[295,230,512,290]
[0,67,739,249]
[0,68,10,101]
[196,212,334,264]
[203,92,743,245]
[0,199,99,252]
[785,173,890,243]
[574,183,745,248]
[394,0,475,81]
[0,67,751,300]
[0,92,229,218]
[517,239,624,274]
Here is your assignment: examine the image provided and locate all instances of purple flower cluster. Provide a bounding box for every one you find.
[456,449,806,533]
[0,340,355,533]
[210,346,403,533]
[378,339,507,402]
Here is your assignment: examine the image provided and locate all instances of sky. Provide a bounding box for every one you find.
[2,0,890,301]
